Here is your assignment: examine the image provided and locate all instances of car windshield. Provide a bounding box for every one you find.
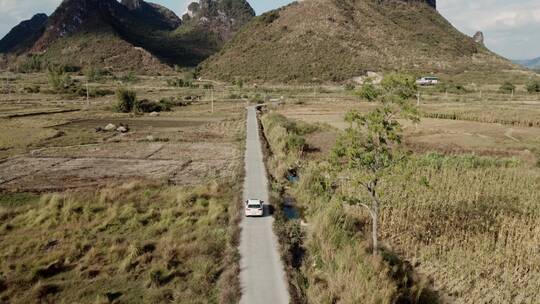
[248,204,262,209]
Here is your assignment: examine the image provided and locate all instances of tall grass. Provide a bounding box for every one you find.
[0,180,242,303]
[261,112,437,303]
[262,111,540,303]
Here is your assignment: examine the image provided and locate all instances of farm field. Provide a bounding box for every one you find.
[0,73,245,303]
[1,70,539,304]
[259,89,540,303]
[275,98,540,165]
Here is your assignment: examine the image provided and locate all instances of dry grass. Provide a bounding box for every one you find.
[275,100,540,166]
[373,160,540,303]
[0,179,243,303]
[261,112,438,303]
[262,110,540,304]
[0,72,247,303]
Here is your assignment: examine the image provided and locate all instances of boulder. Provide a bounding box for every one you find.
[104,123,117,131]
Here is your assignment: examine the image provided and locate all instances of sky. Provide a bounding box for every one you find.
[0,0,538,60]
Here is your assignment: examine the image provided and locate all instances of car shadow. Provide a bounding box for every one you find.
[263,204,275,217]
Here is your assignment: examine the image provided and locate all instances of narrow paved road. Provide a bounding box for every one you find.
[240,106,290,304]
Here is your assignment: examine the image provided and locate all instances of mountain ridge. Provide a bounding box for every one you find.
[0,0,255,73]
[514,57,540,70]
[201,0,519,83]
[0,14,48,54]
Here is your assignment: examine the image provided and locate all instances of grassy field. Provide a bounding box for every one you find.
[0,72,247,303]
[1,70,539,303]
[259,88,540,304]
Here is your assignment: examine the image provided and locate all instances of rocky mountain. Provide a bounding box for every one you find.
[0,14,48,54]
[201,0,518,83]
[514,57,540,70]
[182,0,256,43]
[121,0,182,30]
[1,0,254,73]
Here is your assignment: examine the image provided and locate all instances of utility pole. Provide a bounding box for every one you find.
[86,79,90,108]
[417,92,421,106]
[511,89,514,100]
[211,89,214,113]
[6,76,10,102]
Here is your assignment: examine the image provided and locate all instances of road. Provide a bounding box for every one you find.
[240,106,290,304]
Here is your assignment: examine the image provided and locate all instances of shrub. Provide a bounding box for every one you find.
[259,11,280,24]
[356,82,381,102]
[17,54,43,73]
[344,82,356,91]
[233,79,244,89]
[436,82,468,94]
[23,85,41,94]
[114,89,137,113]
[117,72,139,84]
[250,94,265,104]
[499,81,516,94]
[381,73,417,99]
[84,67,109,82]
[127,97,180,113]
[285,134,306,154]
[47,65,77,93]
[166,78,191,88]
[526,80,540,93]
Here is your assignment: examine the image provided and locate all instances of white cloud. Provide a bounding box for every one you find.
[439,0,540,59]
[0,0,60,40]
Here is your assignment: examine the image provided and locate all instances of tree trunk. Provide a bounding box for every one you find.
[372,201,379,255]
[368,185,380,255]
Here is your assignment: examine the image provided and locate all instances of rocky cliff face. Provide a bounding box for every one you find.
[0,14,48,53]
[0,0,254,71]
[32,0,120,51]
[182,0,255,43]
[121,0,182,30]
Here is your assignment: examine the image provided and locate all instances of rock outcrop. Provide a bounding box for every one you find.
[121,0,182,30]
[182,0,255,43]
[473,31,484,45]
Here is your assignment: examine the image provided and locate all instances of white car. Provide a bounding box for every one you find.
[245,199,264,217]
[416,76,439,86]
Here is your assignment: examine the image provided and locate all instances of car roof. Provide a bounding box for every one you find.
[247,199,262,204]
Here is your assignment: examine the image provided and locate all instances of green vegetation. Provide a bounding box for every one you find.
[84,67,110,82]
[262,109,540,303]
[16,54,44,73]
[0,181,242,303]
[526,80,540,93]
[499,81,516,94]
[166,78,193,88]
[356,82,381,101]
[261,112,437,303]
[114,88,137,113]
[46,65,83,94]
